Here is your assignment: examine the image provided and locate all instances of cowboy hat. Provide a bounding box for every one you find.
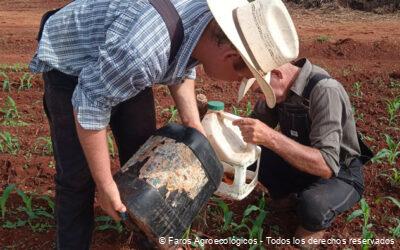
[207,0,299,108]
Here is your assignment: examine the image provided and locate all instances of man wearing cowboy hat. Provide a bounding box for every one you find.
[212,0,371,246]
[30,0,261,248]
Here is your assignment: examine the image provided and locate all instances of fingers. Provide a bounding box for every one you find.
[98,181,127,222]
[103,200,127,221]
[232,118,256,127]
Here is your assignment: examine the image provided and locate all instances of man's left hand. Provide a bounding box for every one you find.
[233,118,271,145]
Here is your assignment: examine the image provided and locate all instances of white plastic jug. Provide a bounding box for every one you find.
[201,101,261,200]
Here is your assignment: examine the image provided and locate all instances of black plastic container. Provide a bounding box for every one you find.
[114,123,223,248]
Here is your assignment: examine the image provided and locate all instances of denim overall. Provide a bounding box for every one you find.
[257,73,372,231]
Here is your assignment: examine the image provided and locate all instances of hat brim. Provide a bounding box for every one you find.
[207,0,276,108]
[238,63,276,108]
[207,0,250,63]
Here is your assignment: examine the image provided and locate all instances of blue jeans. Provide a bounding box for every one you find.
[255,147,363,231]
[43,70,156,249]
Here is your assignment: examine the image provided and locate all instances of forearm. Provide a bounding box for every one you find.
[74,112,113,190]
[168,79,204,133]
[264,130,332,179]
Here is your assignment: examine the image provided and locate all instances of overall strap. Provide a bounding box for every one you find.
[36,8,61,41]
[301,72,374,164]
[37,0,184,65]
[302,73,331,100]
[149,0,184,65]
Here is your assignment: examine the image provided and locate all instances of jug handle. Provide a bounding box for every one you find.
[217,112,258,151]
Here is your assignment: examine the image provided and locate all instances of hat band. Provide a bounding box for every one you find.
[232,8,265,76]
[250,2,285,67]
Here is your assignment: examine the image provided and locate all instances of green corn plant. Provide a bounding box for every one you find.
[107,132,115,158]
[232,106,243,116]
[383,196,400,209]
[0,71,10,92]
[352,106,364,122]
[34,136,53,156]
[16,189,54,232]
[95,215,123,233]
[0,96,28,126]
[359,132,375,142]
[352,81,363,98]
[212,195,267,250]
[0,131,20,155]
[386,97,400,125]
[347,198,374,250]
[2,218,27,229]
[182,226,205,250]
[245,101,252,117]
[380,168,400,187]
[162,105,179,123]
[0,184,16,218]
[40,195,55,214]
[182,225,206,250]
[211,197,233,232]
[18,72,33,90]
[10,63,27,71]
[390,219,400,238]
[232,101,252,116]
[371,134,399,166]
[16,189,35,219]
[233,196,267,250]
[1,95,19,120]
[316,35,330,43]
[380,196,400,238]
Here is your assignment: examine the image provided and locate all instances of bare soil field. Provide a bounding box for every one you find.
[0,1,399,249]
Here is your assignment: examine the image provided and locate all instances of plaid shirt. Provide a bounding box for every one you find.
[30,0,212,130]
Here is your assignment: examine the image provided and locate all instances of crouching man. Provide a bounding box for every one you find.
[233,58,372,247]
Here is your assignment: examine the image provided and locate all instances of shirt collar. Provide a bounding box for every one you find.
[172,9,213,80]
[290,58,313,96]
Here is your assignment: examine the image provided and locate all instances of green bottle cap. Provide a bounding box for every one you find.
[207,101,224,111]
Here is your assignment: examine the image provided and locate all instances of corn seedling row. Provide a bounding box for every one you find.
[16,190,54,231]
[347,198,374,250]
[378,196,400,238]
[386,97,400,126]
[19,72,33,91]
[232,101,252,117]
[380,168,400,187]
[371,134,400,166]
[212,195,267,250]
[0,71,11,92]
[316,35,330,43]
[0,184,16,218]
[1,187,55,233]
[0,131,20,155]
[0,96,28,126]
[0,63,28,72]
[352,81,363,98]
[95,215,123,233]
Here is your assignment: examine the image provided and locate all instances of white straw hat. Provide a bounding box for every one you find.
[207,0,299,108]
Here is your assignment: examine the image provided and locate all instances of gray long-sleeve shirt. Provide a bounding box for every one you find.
[253,58,361,176]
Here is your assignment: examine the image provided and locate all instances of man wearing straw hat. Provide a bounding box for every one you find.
[29,0,305,248]
[213,0,371,246]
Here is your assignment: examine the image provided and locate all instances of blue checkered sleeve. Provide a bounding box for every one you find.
[30,0,212,130]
